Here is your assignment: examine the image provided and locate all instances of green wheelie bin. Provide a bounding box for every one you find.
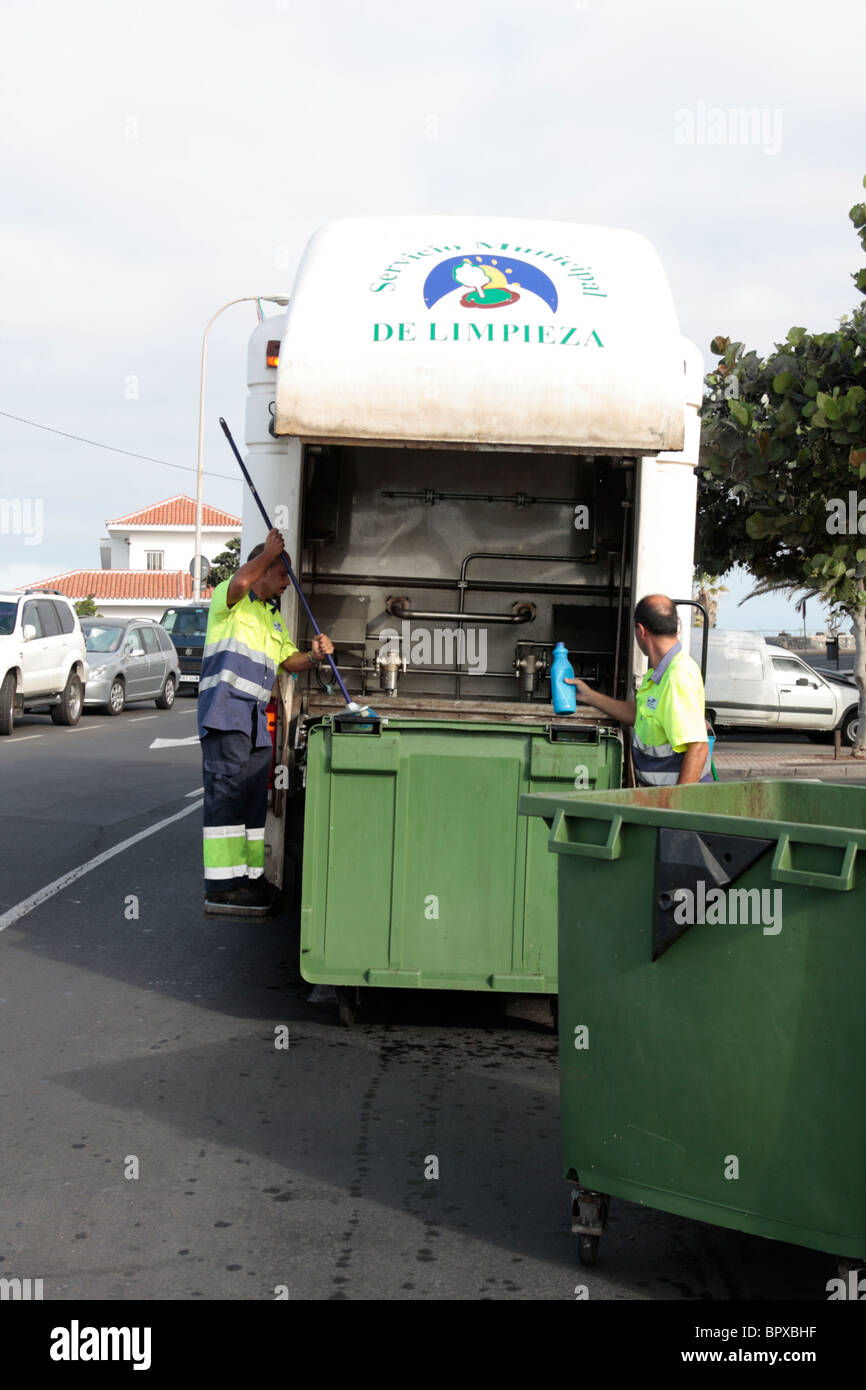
[518,779,866,1268]
[300,715,622,1018]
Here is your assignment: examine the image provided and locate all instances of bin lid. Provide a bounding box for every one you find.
[274,216,687,454]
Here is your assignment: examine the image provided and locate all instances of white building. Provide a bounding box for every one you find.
[99,494,240,574]
[23,494,241,622]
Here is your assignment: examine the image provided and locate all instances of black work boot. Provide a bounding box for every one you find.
[204,881,275,918]
[245,878,282,909]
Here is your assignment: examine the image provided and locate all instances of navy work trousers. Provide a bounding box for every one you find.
[201,726,272,891]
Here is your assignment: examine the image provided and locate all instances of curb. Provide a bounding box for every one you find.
[719,764,866,781]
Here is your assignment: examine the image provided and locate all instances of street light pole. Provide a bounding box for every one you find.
[194,295,289,599]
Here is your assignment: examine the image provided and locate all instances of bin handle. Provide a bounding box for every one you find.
[332,715,384,736]
[770,834,858,892]
[546,725,600,745]
[550,810,623,860]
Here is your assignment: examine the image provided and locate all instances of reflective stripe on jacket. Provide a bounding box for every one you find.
[197,579,297,745]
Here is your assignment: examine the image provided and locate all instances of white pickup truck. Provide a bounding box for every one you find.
[691,630,860,745]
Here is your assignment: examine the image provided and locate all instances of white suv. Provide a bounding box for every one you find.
[0,591,89,735]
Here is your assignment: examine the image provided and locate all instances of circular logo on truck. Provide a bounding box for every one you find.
[423,255,559,312]
[452,258,520,308]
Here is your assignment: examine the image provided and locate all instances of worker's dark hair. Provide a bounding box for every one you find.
[634,594,679,636]
[247,543,265,563]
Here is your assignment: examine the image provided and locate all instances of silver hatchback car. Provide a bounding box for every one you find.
[81,618,180,715]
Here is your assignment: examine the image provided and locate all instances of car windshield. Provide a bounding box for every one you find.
[0,600,19,636]
[162,608,209,640]
[84,625,124,653]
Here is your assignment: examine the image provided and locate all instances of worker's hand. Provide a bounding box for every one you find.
[263,528,287,565]
[565,676,594,704]
[311,633,334,661]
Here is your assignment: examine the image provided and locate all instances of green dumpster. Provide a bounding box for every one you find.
[300,715,622,1002]
[518,780,866,1265]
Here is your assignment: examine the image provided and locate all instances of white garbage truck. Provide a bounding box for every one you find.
[239,216,702,1019]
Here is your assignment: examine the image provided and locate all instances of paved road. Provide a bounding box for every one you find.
[0,700,850,1300]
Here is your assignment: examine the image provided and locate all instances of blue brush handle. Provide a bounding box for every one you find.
[218,417,353,706]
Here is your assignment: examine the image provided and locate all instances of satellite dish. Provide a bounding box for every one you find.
[190,555,211,579]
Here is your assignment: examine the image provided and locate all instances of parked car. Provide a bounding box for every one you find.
[689,630,861,745]
[159,602,210,694]
[81,618,180,714]
[0,590,89,735]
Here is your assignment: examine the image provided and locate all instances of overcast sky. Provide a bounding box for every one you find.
[1,0,863,631]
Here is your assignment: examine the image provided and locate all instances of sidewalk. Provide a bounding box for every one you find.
[715,746,866,782]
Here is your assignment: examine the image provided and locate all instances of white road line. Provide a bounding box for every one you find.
[186,787,204,797]
[129,715,159,723]
[150,735,200,748]
[5,735,44,743]
[0,800,203,933]
[66,724,103,732]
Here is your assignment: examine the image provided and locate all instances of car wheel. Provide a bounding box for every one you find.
[50,672,84,725]
[840,707,861,748]
[104,678,125,716]
[155,674,176,710]
[0,671,16,736]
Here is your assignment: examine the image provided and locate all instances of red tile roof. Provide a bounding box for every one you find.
[20,571,214,600]
[105,494,241,528]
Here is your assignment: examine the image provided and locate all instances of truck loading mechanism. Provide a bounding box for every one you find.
[301,503,633,707]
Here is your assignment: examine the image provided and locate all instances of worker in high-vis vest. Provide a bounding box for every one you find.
[566,593,711,786]
[198,528,334,916]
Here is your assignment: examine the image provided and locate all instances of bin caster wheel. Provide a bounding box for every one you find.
[578,1235,599,1266]
[572,1186,609,1265]
[335,986,360,1027]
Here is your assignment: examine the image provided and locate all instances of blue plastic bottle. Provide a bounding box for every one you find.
[551,641,577,714]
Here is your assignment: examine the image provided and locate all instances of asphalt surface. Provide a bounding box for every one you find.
[0,697,855,1301]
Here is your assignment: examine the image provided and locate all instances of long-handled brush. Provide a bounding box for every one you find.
[219,417,375,717]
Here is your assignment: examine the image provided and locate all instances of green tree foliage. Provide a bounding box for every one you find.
[698,177,866,753]
[74,595,99,617]
[207,536,240,586]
